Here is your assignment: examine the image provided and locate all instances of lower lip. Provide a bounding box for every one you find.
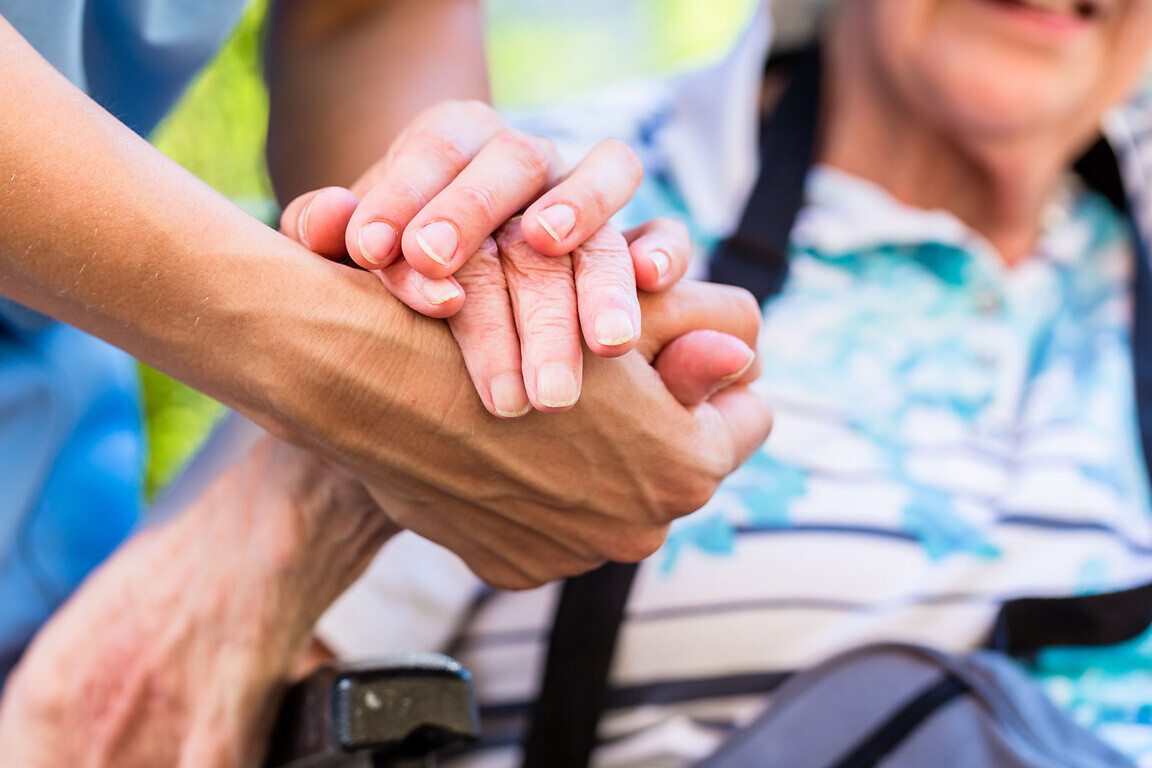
[973,0,1095,39]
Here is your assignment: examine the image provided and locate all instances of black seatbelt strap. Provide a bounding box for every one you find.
[709,45,822,304]
[990,580,1152,658]
[520,561,639,768]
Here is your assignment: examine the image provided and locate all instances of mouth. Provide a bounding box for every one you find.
[988,0,1104,21]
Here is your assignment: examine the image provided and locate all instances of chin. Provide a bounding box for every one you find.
[899,31,1103,143]
[920,65,1091,141]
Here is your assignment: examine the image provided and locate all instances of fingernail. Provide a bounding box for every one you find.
[535,204,577,244]
[536,363,579,408]
[718,352,756,386]
[297,195,317,250]
[594,309,636,346]
[357,222,398,267]
[650,249,670,280]
[415,221,458,266]
[491,373,531,418]
[421,277,460,305]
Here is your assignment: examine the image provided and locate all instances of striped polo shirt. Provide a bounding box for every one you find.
[318,165,1152,767]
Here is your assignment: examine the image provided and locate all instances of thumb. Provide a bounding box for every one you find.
[280,186,359,259]
[654,330,758,406]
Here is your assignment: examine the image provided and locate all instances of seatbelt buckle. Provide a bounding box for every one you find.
[263,652,480,768]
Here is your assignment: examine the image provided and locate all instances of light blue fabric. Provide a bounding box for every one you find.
[2,0,250,136]
[0,301,144,682]
[0,0,248,684]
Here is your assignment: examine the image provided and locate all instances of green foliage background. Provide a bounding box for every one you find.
[141,0,271,497]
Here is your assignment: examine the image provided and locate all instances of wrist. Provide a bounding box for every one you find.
[245,257,472,478]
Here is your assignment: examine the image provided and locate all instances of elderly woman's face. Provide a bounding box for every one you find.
[855,0,1152,144]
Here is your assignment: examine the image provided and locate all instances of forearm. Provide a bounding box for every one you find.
[0,439,396,768]
[265,0,489,200]
[0,17,426,435]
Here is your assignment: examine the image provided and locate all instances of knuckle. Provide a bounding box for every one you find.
[455,245,506,292]
[536,135,559,161]
[480,566,541,592]
[730,287,764,341]
[574,225,627,258]
[586,183,616,217]
[603,526,668,563]
[454,182,502,224]
[575,243,633,291]
[578,269,634,306]
[495,130,551,183]
[661,467,722,519]
[550,552,605,580]
[504,250,573,288]
[466,271,511,299]
[417,130,474,172]
[386,175,433,214]
[675,482,717,518]
[518,308,577,341]
[457,98,497,118]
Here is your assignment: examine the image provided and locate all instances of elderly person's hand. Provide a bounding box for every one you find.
[0,437,391,768]
[280,100,689,416]
[269,102,767,589]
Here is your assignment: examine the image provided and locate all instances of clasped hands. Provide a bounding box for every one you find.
[280,99,757,418]
[0,100,773,768]
[274,100,773,587]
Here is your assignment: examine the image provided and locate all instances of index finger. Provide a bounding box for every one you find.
[520,139,644,257]
[344,103,506,270]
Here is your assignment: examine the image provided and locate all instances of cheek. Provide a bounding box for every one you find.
[1106,8,1152,101]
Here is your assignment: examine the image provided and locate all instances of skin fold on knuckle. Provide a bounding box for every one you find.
[361,174,432,229]
[575,248,637,299]
[575,252,636,298]
[454,264,507,296]
[503,252,575,301]
[536,136,560,169]
[652,440,727,520]
[450,314,518,369]
[602,524,668,563]
[495,130,551,187]
[444,99,501,130]
[452,256,507,301]
[413,129,475,177]
[727,285,764,344]
[453,182,503,229]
